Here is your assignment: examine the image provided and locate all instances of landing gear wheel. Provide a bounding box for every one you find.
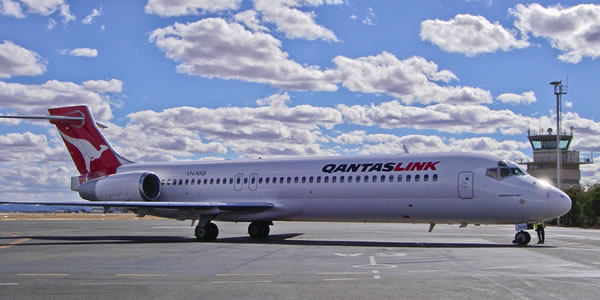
[248,222,270,239]
[195,222,219,241]
[513,231,531,246]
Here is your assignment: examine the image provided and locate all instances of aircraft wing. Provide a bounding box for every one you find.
[0,200,274,212]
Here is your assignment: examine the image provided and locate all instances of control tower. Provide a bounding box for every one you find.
[521,127,592,189]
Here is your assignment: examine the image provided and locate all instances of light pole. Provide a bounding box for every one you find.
[550,80,567,225]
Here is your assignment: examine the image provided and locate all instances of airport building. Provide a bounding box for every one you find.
[520,127,593,190]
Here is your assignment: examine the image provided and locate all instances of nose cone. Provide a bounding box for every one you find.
[550,188,572,218]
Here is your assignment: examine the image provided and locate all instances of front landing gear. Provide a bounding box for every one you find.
[248,222,271,239]
[195,222,219,241]
[513,231,531,246]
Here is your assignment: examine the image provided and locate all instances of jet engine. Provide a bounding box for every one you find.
[78,172,161,201]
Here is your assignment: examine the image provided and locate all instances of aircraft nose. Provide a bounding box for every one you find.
[550,188,572,218]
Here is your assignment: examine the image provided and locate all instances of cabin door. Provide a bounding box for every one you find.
[458,171,474,199]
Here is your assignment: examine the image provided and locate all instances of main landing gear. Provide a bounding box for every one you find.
[193,221,273,241]
[195,222,219,241]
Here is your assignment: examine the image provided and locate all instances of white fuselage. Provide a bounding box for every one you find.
[115,152,571,225]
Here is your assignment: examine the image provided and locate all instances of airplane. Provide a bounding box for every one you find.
[0,105,571,246]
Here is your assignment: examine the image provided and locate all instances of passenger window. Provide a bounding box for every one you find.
[294,177,298,184]
[433,174,438,182]
[185,179,189,185]
[179,179,183,185]
[236,178,241,184]
[251,177,256,184]
[280,177,284,184]
[229,178,233,184]
[302,177,306,183]
[356,175,361,183]
[406,175,411,182]
[381,175,386,182]
[210,178,214,185]
[332,176,336,183]
[364,175,369,183]
[265,177,270,184]
[389,175,394,182]
[348,176,353,183]
[287,177,291,184]
[223,178,227,184]
[324,176,329,183]
[166,179,171,186]
[259,177,263,184]
[340,176,345,183]
[309,176,314,183]
[204,178,208,185]
[191,179,195,185]
[172,179,177,186]
[397,175,402,182]
[415,174,420,182]
[244,178,248,184]
[424,174,429,182]
[216,178,220,184]
[317,176,321,183]
[372,175,377,182]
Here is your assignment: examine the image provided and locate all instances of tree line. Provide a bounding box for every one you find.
[563,185,600,227]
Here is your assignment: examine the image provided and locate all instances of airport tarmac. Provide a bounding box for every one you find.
[1,217,600,299]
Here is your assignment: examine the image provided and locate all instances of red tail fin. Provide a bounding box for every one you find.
[48,106,128,179]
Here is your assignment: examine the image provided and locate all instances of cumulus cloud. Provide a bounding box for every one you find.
[337,100,541,134]
[0,41,47,78]
[420,14,529,56]
[510,3,600,63]
[81,7,102,24]
[362,7,375,26]
[16,0,75,24]
[82,79,123,93]
[0,0,25,18]
[0,80,114,121]
[254,0,340,41]
[149,18,337,91]
[65,48,98,57]
[497,91,536,104]
[329,52,492,105]
[234,10,269,32]
[144,0,241,17]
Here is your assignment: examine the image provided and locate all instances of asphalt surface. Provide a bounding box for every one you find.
[1,218,599,299]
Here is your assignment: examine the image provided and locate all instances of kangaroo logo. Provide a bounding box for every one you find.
[59,131,109,173]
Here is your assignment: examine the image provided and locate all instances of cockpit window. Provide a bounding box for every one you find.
[486,165,526,180]
[485,168,498,179]
[510,167,526,176]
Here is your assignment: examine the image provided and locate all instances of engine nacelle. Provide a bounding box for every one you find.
[78,172,161,201]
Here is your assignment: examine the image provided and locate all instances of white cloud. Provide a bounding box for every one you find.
[46,18,56,30]
[81,7,102,24]
[254,0,340,41]
[66,48,98,57]
[83,79,123,93]
[497,91,536,104]
[329,52,492,105]
[149,18,337,91]
[0,80,114,121]
[144,0,241,17]
[0,0,25,18]
[362,7,374,26]
[0,41,47,78]
[17,0,75,24]
[234,10,269,32]
[510,3,600,63]
[420,14,529,56]
[337,100,541,134]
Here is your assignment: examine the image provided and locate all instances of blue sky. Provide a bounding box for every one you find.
[1,0,600,201]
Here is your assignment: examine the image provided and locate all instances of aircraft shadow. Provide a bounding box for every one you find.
[1,234,552,248]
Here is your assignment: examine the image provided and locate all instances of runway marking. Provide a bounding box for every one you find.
[409,269,448,273]
[216,274,272,277]
[317,272,367,275]
[0,238,30,249]
[323,278,360,281]
[17,273,68,276]
[114,274,167,277]
[210,280,272,284]
[482,266,521,270]
[0,283,19,286]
